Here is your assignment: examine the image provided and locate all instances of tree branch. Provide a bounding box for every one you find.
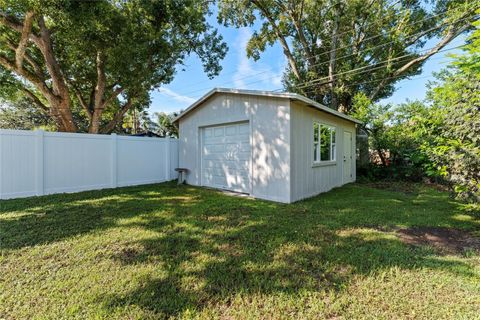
[94,51,106,110]
[284,1,315,66]
[21,87,49,112]
[0,11,41,43]
[88,51,108,132]
[101,86,124,110]
[329,2,340,110]
[73,88,92,120]
[101,98,134,134]
[251,0,302,80]
[37,16,67,97]
[0,53,52,99]
[15,11,35,70]
[1,11,76,132]
[5,37,44,79]
[370,23,470,101]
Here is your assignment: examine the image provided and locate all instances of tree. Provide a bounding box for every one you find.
[0,0,227,133]
[351,92,392,166]
[154,111,179,138]
[120,108,158,135]
[352,95,443,180]
[0,97,54,129]
[422,24,480,202]
[351,20,480,201]
[218,0,478,113]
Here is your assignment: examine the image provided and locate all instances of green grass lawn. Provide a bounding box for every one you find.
[1,182,479,319]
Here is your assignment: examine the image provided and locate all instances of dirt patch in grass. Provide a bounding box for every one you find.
[364,181,419,195]
[397,227,480,255]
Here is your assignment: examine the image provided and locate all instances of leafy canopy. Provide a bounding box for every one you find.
[218,0,478,112]
[0,0,227,132]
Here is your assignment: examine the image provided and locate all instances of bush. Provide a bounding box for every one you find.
[357,163,425,182]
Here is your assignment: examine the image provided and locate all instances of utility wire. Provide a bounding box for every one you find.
[186,43,464,99]
[175,9,476,97]
[289,43,467,91]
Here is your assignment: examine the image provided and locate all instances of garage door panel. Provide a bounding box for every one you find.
[239,143,250,152]
[204,128,213,138]
[203,166,249,175]
[203,151,225,160]
[204,144,224,153]
[213,127,224,136]
[203,137,226,145]
[202,122,250,193]
[238,123,249,134]
[203,159,249,170]
[224,135,249,143]
[225,125,237,136]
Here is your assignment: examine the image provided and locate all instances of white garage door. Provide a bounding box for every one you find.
[202,122,250,193]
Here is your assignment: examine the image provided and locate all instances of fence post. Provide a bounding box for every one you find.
[111,133,118,188]
[35,129,45,196]
[165,135,171,181]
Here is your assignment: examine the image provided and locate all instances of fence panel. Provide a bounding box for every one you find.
[0,130,37,199]
[117,136,169,187]
[0,129,178,200]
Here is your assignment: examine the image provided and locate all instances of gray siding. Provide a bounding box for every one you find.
[178,93,291,203]
[290,101,356,202]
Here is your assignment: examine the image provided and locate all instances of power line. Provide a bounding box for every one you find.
[282,43,467,91]
[185,43,461,100]
[302,72,438,97]
[297,6,462,63]
[294,14,475,73]
[165,0,405,92]
[211,43,463,96]
[175,8,477,97]
[297,54,454,98]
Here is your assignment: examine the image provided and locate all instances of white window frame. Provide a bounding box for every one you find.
[313,122,336,165]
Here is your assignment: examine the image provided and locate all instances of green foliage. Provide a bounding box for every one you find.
[0,98,54,130]
[119,108,157,135]
[422,42,480,202]
[217,0,477,112]
[0,0,227,132]
[153,111,179,138]
[353,25,480,202]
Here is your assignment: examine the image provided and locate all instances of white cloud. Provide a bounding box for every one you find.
[232,28,285,90]
[158,87,196,105]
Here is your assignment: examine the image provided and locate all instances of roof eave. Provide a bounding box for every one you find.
[172,88,362,125]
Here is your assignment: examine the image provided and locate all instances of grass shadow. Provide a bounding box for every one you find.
[1,181,479,318]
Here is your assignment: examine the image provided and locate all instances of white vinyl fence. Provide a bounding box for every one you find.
[0,129,179,200]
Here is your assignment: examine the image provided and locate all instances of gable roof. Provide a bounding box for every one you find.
[172,88,362,124]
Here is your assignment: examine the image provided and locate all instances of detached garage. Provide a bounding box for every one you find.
[174,88,361,203]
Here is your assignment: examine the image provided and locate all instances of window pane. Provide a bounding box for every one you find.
[313,123,319,142]
[331,128,336,160]
[320,125,331,161]
[313,143,318,162]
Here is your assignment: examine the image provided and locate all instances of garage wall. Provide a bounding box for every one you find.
[178,93,291,203]
[290,101,356,202]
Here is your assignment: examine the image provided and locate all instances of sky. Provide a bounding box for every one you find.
[149,15,467,115]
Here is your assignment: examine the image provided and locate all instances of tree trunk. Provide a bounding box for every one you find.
[88,52,107,133]
[377,148,387,166]
[328,3,339,111]
[89,110,102,133]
